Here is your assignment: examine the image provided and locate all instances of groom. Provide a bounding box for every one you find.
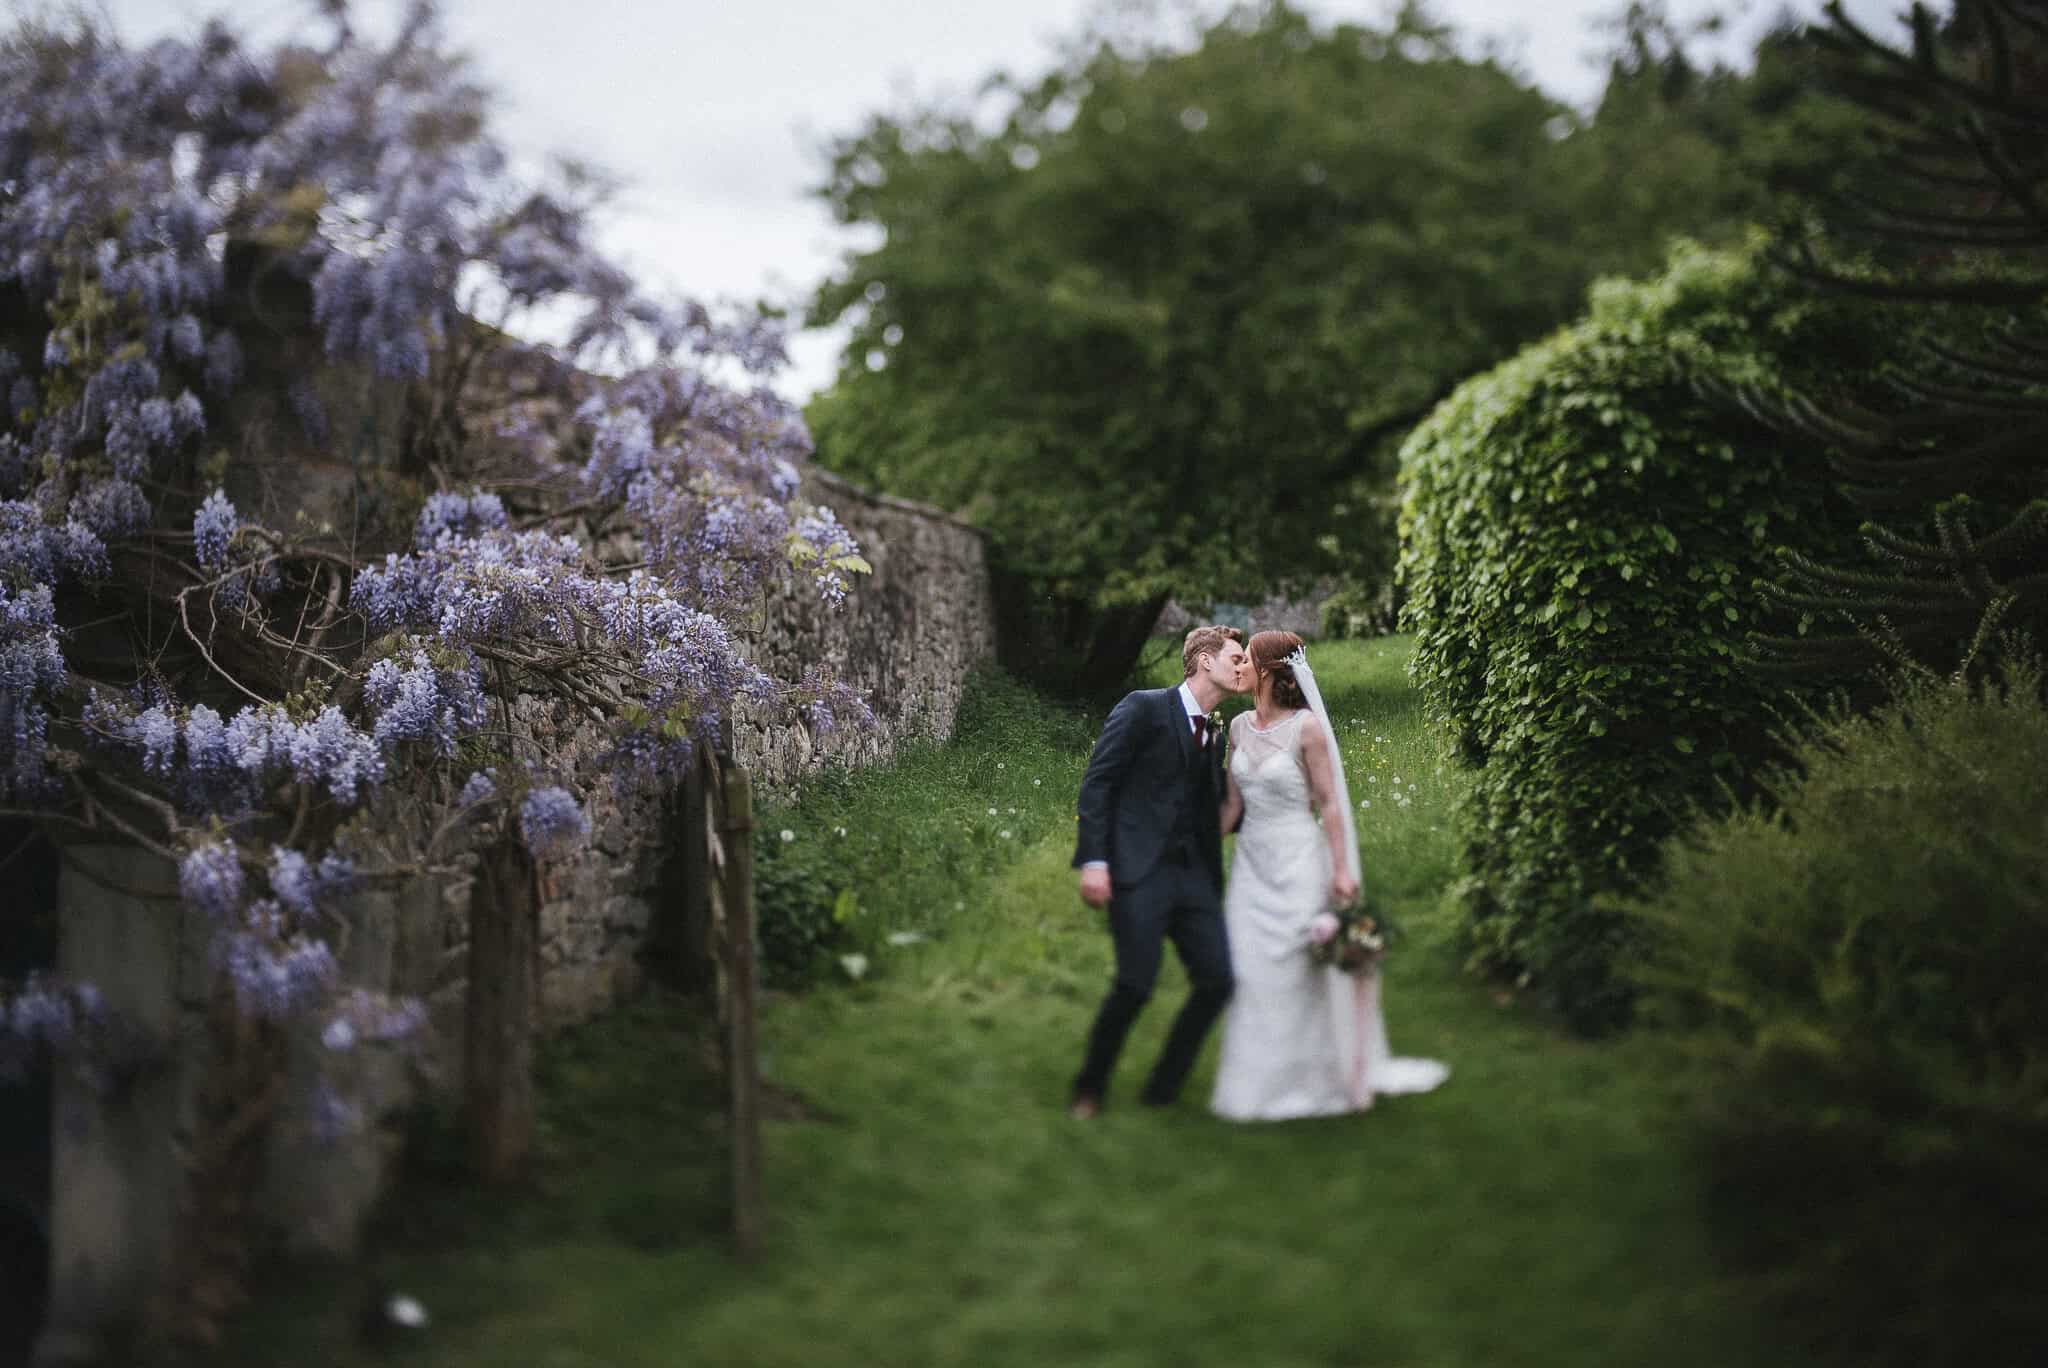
[1069,624,1249,1118]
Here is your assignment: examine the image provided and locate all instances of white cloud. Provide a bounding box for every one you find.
[83,0,1933,402]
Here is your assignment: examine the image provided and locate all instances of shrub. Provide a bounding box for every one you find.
[1397,242,1882,1030]
[1623,664,2048,1367]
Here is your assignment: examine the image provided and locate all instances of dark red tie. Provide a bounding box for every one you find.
[1192,714,1210,748]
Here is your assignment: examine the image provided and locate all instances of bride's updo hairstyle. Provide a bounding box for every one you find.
[1248,630,1307,709]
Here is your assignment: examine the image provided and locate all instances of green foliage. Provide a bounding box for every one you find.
[1746,3,2048,684]
[805,2,1818,689]
[203,638,1803,1368]
[750,668,1096,985]
[1624,662,2048,1367]
[1397,242,1881,1030]
[1317,579,1397,641]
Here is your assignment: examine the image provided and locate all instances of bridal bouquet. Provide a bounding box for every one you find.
[1307,902,1396,974]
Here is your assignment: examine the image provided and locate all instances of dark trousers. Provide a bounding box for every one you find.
[1072,855,1235,1105]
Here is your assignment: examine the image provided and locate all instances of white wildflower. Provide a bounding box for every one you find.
[778,828,796,843]
[839,953,870,981]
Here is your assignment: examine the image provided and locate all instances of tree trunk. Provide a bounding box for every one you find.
[463,836,539,1184]
[993,567,1171,697]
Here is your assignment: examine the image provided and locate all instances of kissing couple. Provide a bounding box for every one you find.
[1069,625,1448,1122]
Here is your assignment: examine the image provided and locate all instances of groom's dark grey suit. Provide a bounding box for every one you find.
[1070,685,1236,1106]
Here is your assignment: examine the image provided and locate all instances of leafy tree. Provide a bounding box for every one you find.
[806,1,1831,690]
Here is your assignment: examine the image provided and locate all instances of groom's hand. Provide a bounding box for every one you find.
[1079,866,1112,909]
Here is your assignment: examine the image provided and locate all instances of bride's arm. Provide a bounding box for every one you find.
[1300,717,1358,903]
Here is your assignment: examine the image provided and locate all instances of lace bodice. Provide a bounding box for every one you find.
[1230,710,1316,827]
[1229,709,1324,906]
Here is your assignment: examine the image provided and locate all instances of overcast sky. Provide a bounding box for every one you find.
[51,0,1918,398]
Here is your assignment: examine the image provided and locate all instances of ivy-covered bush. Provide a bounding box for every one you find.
[1624,664,2048,1367]
[1396,243,1878,1030]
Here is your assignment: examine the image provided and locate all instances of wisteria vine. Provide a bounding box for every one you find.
[0,5,874,1112]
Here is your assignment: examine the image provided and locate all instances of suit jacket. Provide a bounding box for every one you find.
[1071,687,1227,891]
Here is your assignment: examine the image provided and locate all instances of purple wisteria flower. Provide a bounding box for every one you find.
[414,489,508,548]
[4,579,69,800]
[364,647,486,756]
[216,929,338,1021]
[268,846,356,918]
[179,841,244,921]
[1,976,106,1081]
[325,987,429,1048]
[519,785,589,861]
[193,489,237,571]
[458,769,497,805]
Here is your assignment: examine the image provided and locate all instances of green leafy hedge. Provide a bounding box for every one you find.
[1397,243,1876,1030]
[1624,665,2048,1366]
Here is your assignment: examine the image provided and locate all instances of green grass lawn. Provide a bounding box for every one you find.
[212,637,1788,1368]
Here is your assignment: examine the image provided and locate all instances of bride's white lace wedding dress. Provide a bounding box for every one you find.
[1210,708,1449,1121]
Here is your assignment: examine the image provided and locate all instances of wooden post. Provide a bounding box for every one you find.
[717,761,763,1259]
[463,836,539,1184]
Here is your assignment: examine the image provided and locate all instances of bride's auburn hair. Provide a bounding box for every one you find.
[1248,630,1307,709]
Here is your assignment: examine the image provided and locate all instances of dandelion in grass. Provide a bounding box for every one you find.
[999,829,1012,840]
[834,826,847,838]
[1032,778,1041,787]
[839,953,869,981]
[778,828,795,844]
[987,807,997,816]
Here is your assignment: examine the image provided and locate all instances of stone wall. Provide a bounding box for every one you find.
[415,466,996,1038]
[734,468,998,793]
[36,464,1000,1339]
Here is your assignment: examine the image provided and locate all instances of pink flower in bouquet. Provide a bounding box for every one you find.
[1309,913,1340,945]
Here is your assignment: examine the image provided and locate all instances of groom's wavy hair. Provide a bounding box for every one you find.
[1248,630,1307,708]
[1181,624,1243,680]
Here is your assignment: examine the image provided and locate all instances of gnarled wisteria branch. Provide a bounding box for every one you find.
[0,2,874,1141]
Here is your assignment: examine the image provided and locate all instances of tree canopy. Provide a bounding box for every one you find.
[805,0,1831,688]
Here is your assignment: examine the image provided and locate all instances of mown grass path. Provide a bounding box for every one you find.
[217,638,1788,1368]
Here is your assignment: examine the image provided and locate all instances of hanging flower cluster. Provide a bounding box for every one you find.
[0,4,872,1102]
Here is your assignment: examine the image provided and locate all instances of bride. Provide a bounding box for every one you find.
[1210,630,1449,1121]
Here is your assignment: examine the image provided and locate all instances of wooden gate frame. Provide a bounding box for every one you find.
[700,749,763,1259]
